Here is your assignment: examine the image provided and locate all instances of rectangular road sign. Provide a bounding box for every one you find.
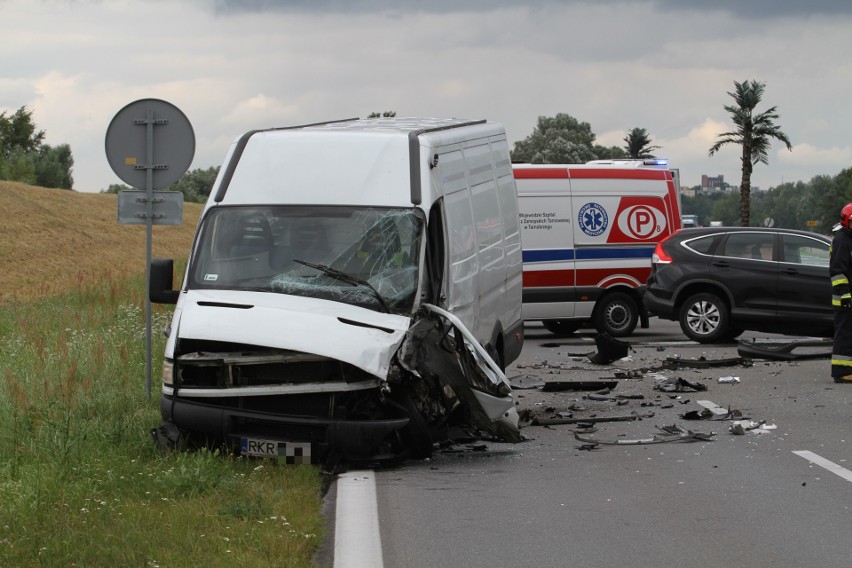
[117,190,184,225]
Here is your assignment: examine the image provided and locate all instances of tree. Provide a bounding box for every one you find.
[35,144,74,189]
[511,113,623,164]
[623,127,660,158]
[169,166,219,203]
[709,80,792,227]
[100,166,220,204]
[0,106,45,159]
[0,105,74,190]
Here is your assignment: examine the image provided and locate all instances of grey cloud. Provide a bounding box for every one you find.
[652,0,852,19]
[212,0,852,19]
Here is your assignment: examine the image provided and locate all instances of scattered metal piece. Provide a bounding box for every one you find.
[737,339,832,361]
[532,411,655,426]
[588,333,631,365]
[508,375,546,390]
[681,407,743,421]
[718,376,740,384]
[664,356,751,369]
[574,425,715,445]
[542,380,618,392]
[654,377,708,392]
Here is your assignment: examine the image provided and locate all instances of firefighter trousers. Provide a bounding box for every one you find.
[832,310,852,380]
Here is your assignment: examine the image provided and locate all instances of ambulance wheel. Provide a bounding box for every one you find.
[542,320,581,336]
[679,292,730,343]
[593,292,638,337]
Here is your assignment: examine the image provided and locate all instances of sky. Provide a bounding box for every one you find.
[2,0,851,193]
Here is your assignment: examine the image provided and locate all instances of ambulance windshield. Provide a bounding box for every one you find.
[189,205,424,313]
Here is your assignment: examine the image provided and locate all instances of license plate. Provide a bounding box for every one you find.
[240,437,312,465]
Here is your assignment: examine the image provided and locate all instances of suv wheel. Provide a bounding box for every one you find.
[542,319,582,336]
[679,292,730,343]
[594,292,639,337]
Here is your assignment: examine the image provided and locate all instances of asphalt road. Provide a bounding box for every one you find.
[321,319,852,568]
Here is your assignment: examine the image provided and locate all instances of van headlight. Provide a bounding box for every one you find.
[162,360,174,385]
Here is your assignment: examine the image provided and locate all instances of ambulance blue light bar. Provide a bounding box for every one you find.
[643,158,668,166]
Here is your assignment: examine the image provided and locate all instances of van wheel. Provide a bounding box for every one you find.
[679,292,730,343]
[593,292,638,337]
[542,320,581,336]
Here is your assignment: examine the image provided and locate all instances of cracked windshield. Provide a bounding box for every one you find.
[190,205,424,313]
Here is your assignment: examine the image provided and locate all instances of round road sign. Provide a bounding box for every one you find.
[105,98,195,190]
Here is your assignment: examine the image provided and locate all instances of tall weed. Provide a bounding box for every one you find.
[0,271,324,567]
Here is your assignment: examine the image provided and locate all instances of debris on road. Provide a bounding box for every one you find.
[663,356,752,369]
[573,424,715,445]
[542,380,619,392]
[718,375,740,384]
[508,375,546,390]
[654,377,708,392]
[680,407,744,421]
[730,420,776,435]
[532,410,655,426]
[736,339,832,361]
[588,333,631,365]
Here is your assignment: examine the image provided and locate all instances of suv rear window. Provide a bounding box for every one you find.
[683,235,715,254]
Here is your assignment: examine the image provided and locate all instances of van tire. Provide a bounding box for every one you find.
[542,320,581,336]
[593,292,638,337]
[679,292,730,343]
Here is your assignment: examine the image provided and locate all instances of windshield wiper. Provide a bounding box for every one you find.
[292,259,391,313]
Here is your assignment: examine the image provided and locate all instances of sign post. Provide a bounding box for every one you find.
[105,98,195,399]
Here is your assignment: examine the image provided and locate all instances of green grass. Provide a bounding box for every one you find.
[0,270,326,567]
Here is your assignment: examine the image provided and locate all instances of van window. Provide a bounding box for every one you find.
[190,205,424,313]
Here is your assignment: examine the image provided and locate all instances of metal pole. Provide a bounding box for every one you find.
[145,108,154,400]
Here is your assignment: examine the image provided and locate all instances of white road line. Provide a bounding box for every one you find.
[793,450,852,483]
[334,470,384,568]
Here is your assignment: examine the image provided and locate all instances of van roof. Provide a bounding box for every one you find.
[212,117,507,207]
[297,116,486,134]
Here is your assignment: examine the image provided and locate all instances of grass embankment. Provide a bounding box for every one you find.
[0,182,325,567]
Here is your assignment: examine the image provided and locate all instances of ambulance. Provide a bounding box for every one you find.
[514,159,682,336]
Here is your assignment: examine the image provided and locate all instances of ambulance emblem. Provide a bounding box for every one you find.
[578,202,608,237]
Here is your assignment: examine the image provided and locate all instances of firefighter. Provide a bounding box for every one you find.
[830,202,852,383]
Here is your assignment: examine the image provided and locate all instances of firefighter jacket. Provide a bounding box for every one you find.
[830,226,852,309]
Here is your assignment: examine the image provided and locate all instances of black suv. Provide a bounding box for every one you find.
[644,227,833,343]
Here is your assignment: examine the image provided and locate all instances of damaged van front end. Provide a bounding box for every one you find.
[152,204,520,464]
[157,291,520,463]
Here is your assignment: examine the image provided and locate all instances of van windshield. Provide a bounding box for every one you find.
[188,205,425,313]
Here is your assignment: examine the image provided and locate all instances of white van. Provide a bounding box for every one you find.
[149,117,524,463]
[514,159,682,337]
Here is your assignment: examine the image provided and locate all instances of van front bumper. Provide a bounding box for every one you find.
[160,395,410,463]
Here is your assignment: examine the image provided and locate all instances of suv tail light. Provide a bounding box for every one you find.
[652,241,673,264]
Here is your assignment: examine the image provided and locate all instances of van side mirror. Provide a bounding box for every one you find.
[150,258,179,304]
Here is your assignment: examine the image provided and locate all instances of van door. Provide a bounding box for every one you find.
[439,149,479,333]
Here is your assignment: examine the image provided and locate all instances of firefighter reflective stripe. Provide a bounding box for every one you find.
[832,274,849,287]
[833,294,851,307]
[832,355,852,367]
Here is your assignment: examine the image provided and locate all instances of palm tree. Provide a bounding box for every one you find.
[709,80,792,226]
[623,127,660,158]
